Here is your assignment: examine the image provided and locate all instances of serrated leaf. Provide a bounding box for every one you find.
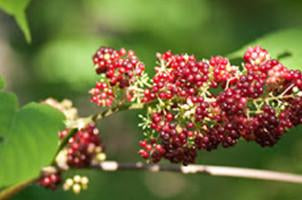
[229,28,302,70]
[0,0,31,42]
[0,94,64,187]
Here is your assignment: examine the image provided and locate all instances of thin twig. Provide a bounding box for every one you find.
[92,161,302,184]
[2,161,302,200]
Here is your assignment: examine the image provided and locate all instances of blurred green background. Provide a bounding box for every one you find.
[1,0,302,199]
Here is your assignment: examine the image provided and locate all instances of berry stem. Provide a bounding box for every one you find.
[252,84,296,106]
[91,102,145,122]
[280,84,295,97]
[253,94,295,105]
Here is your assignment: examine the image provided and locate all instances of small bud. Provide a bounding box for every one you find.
[55,149,69,171]
[63,178,73,191]
[81,176,89,185]
[293,86,299,93]
[96,153,106,161]
[41,166,57,175]
[72,184,81,194]
[63,175,89,194]
[74,175,81,183]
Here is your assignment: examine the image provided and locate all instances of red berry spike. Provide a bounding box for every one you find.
[90,46,302,165]
[134,46,302,165]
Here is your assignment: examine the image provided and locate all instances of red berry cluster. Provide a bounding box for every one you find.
[64,123,104,168]
[90,47,145,106]
[90,81,115,107]
[137,46,302,165]
[210,56,238,86]
[143,51,210,102]
[244,46,270,65]
[38,171,61,190]
[139,111,198,164]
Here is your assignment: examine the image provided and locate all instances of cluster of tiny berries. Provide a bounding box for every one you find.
[38,170,61,190]
[90,47,145,106]
[62,123,104,168]
[140,46,302,165]
[89,46,302,165]
[63,175,89,194]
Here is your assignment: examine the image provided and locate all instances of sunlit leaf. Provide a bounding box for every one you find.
[229,28,302,70]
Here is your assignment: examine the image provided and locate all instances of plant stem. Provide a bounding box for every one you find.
[92,161,302,184]
[2,161,302,200]
[91,103,145,122]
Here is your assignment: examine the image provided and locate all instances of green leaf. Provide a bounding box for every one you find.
[0,93,65,187]
[0,0,31,42]
[0,76,4,89]
[0,92,18,139]
[229,28,302,70]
